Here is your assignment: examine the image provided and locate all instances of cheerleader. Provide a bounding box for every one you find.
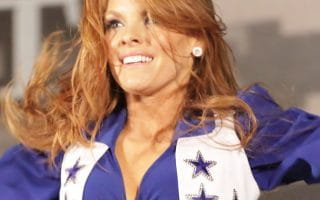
[1,0,319,199]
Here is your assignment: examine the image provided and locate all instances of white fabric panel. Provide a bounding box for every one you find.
[176,119,260,200]
[59,142,109,200]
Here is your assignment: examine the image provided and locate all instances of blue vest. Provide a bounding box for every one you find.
[1,85,320,199]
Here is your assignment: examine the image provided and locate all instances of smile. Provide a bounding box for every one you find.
[122,55,153,65]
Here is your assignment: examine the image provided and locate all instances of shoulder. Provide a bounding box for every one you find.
[238,84,282,117]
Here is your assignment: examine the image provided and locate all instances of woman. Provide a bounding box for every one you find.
[1,0,319,199]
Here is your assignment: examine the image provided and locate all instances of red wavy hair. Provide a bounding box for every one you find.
[2,0,256,163]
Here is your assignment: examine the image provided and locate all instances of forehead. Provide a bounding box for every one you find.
[106,0,146,12]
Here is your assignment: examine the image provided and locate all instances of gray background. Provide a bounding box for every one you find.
[0,1,320,199]
[215,1,320,199]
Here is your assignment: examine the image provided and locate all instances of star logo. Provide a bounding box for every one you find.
[185,150,217,181]
[187,184,219,200]
[64,157,85,186]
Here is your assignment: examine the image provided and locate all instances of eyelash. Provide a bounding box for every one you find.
[105,16,155,31]
[105,19,123,30]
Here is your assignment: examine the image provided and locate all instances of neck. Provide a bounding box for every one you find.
[123,87,186,142]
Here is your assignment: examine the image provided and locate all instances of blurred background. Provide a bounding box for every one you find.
[0,0,319,199]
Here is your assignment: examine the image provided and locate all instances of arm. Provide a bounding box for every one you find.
[0,145,61,199]
[239,84,320,190]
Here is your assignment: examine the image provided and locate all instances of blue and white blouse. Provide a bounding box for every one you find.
[1,85,320,200]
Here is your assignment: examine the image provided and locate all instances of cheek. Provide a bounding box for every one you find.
[106,34,119,63]
[158,32,193,57]
[157,34,194,74]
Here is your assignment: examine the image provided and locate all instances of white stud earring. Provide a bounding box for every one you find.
[192,47,203,57]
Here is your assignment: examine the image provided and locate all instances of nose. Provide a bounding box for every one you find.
[120,23,147,46]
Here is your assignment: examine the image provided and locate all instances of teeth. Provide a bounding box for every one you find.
[123,55,153,64]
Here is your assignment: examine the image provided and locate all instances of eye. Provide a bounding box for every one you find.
[144,15,157,26]
[144,16,151,25]
[105,19,124,30]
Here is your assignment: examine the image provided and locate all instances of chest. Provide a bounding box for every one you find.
[59,124,261,200]
[114,137,171,200]
[60,142,177,200]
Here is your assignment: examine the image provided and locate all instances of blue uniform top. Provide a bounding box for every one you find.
[1,85,320,199]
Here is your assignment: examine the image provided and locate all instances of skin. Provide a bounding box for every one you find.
[104,0,203,199]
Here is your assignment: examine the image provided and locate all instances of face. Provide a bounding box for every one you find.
[105,0,200,97]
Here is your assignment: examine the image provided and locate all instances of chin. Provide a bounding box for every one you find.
[117,75,177,97]
[124,89,156,97]
[121,82,155,96]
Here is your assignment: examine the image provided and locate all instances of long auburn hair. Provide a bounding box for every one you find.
[2,0,256,163]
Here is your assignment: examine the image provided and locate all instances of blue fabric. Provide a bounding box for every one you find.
[0,145,61,199]
[241,84,320,190]
[85,107,181,199]
[1,84,320,199]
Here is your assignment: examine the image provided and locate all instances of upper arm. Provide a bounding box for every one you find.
[239,84,320,190]
[0,145,61,199]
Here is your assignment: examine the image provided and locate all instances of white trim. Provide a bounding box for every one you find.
[176,119,260,200]
[59,142,109,200]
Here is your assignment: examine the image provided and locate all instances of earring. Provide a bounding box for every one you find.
[192,47,203,57]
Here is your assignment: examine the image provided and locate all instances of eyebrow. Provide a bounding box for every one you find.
[105,10,123,18]
[105,9,148,18]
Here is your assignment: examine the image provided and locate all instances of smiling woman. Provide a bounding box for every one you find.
[106,0,196,96]
[1,0,320,200]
